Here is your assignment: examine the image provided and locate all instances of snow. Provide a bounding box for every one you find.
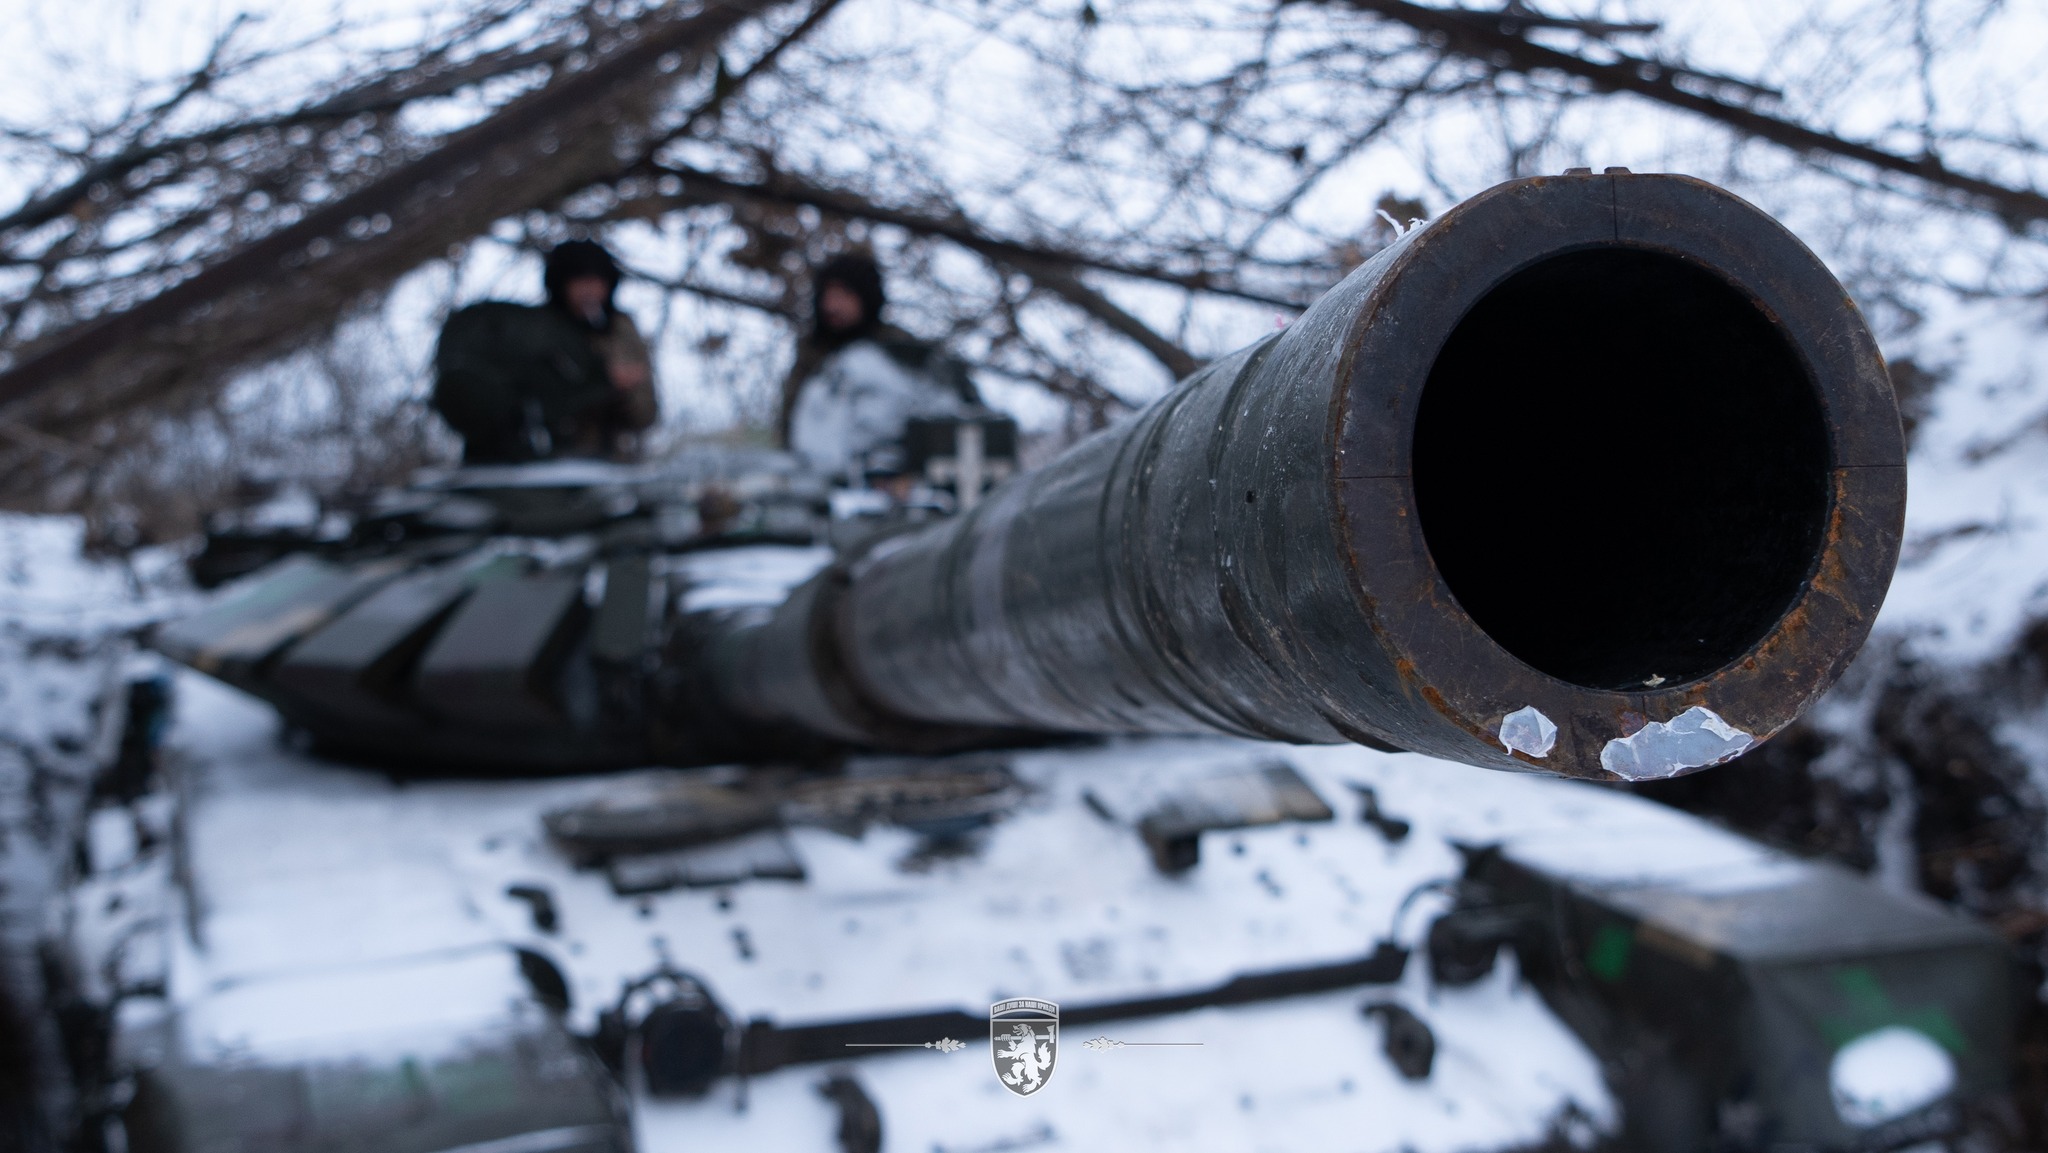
[1842,292,2048,820]
[1873,296,2048,665]
[1597,707,1754,781]
[638,958,1605,1153]
[86,807,139,873]
[0,513,178,634]
[1496,706,1557,760]
[166,675,511,984]
[141,674,1658,1150]
[440,459,651,489]
[0,512,180,1128]
[789,340,971,481]
[150,673,1918,1151]
[1829,1025,1957,1128]
[177,947,542,1065]
[165,654,1977,1149]
[1294,745,1807,897]
[236,484,322,530]
[671,544,833,611]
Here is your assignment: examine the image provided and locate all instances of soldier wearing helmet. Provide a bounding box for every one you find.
[780,253,980,485]
[432,239,659,463]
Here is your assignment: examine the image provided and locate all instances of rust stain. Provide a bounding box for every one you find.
[1420,683,1449,714]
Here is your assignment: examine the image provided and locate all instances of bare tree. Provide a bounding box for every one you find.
[0,0,819,516]
[2,0,2046,542]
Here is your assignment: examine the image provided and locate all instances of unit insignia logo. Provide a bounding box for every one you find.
[989,998,1058,1096]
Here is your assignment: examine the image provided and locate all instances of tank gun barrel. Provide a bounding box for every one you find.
[708,172,1905,780]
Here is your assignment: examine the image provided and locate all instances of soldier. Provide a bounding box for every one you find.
[780,253,979,484]
[432,239,659,463]
[543,240,659,458]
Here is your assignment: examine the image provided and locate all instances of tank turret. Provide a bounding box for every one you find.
[155,172,1905,781]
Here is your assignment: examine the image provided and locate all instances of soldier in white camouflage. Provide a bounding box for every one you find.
[780,252,979,485]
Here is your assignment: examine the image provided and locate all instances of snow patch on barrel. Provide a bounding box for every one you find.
[1599,707,1752,780]
[1498,706,1558,759]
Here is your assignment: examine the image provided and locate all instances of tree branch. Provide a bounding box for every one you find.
[0,0,791,423]
[1002,256,1201,378]
[1342,0,2048,229]
[637,162,1312,309]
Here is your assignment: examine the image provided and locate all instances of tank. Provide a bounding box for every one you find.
[39,173,1996,1153]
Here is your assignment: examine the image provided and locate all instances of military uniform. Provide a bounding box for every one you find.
[788,335,974,481]
[431,241,659,464]
[779,254,979,481]
[571,311,659,457]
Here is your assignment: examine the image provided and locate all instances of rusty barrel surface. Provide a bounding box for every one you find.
[714,172,1905,780]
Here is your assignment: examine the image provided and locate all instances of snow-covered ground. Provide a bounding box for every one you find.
[0,516,176,1139]
[1879,298,2048,669]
